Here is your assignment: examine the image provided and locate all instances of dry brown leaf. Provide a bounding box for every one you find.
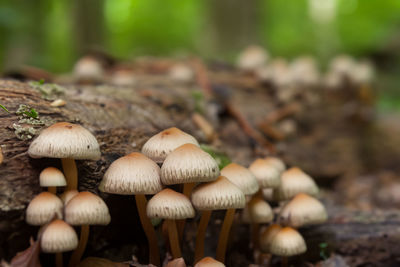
[165,258,186,267]
[10,237,41,267]
[77,257,129,267]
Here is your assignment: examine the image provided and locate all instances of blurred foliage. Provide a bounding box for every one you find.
[1,0,400,73]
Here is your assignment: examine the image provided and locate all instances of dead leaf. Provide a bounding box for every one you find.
[165,258,186,267]
[77,257,129,267]
[9,237,41,267]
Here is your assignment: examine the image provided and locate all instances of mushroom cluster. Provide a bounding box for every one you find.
[24,123,328,266]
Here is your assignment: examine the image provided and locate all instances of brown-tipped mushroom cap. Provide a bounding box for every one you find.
[249,159,281,188]
[28,122,100,160]
[161,144,219,185]
[99,152,162,195]
[274,167,319,201]
[39,167,67,187]
[194,257,225,267]
[41,219,78,253]
[264,157,286,173]
[142,127,199,163]
[60,189,79,205]
[191,176,245,210]
[26,192,63,225]
[65,191,110,225]
[221,163,259,196]
[242,196,273,224]
[147,188,195,219]
[279,193,327,228]
[270,227,307,256]
[260,224,282,253]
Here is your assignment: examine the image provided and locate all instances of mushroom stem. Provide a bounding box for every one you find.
[55,252,63,267]
[251,223,260,250]
[61,158,78,190]
[194,210,212,263]
[281,256,288,267]
[167,219,181,258]
[216,208,235,262]
[68,224,89,267]
[48,187,57,194]
[177,182,196,242]
[135,194,160,266]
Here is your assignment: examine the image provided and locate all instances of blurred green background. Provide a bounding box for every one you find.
[1,0,400,107]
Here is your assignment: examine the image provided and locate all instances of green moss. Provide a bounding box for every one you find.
[29,80,65,100]
[200,144,231,170]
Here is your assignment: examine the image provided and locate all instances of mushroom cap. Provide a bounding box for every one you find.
[260,224,282,253]
[161,144,219,185]
[99,152,162,195]
[273,167,319,201]
[191,176,245,210]
[28,122,101,160]
[39,167,67,187]
[237,45,269,71]
[60,189,79,205]
[264,157,286,173]
[142,127,199,163]
[65,191,110,225]
[270,227,307,257]
[249,159,281,189]
[221,163,259,196]
[194,257,225,267]
[147,188,195,219]
[279,193,327,228]
[242,196,273,224]
[26,192,63,225]
[40,219,78,253]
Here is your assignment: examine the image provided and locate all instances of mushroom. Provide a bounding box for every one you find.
[194,257,225,267]
[278,193,327,228]
[26,192,63,226]
[99,152,162,266]
[236,45,269,71]
[161,143,219,240]
[259,224,282,253]
[273,167,319,201]
[65,191,111,267]
[269,227,307,267]
[41,219,78,267]
[249,158,281,190]
[263,157,286,173]
[60,189,79,205]
[39,167,67,194]
[191,176,245,263]
[28,122,101,191]
[142,127,199,164]
[220,163,259,197]
[147,188,195,259]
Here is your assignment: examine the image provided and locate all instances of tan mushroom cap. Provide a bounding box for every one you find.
[147,188,195,219]
[242,196,273,224]
[28,122,100,160]
[249,159,281,189]
[41,219,78,253]
[221,163,259,196]
[264,157,286,173]
[273,167,319,201]
[99,152,162,195]
[26,192,63,225]
[191,176,245,211]
[194,257,225,267]
[60,189,79,205]
[39,167,67,187]
[142,127,199,163]
[65,191,110,225]
[161,144,219,185]
[270,227,307,257]
[279,193,327,228]
[260,224,282,253]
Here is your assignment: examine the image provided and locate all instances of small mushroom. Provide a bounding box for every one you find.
[26,192,63,226]
[249,158,281,189]
[39,167,67,194]
[194,257,225,267]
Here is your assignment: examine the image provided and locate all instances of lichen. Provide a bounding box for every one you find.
[13,123,37,140]
[15,104,45,125]
[29,80,65,100]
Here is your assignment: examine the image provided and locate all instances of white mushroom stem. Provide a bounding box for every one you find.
[135,194,160,266]
[194,210,212,263]
[167,219,181,258]
[61,158,78,190]
[216,208,236,262]
[177,182,197,241]
[68,224,89,267]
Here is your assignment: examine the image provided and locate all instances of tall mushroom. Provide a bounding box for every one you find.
[147,188,195,259]
[99,152,162,266]
[39,167,67,194]
[191,176,245,263]
[65,191,111,267]
[28,122,101,190]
